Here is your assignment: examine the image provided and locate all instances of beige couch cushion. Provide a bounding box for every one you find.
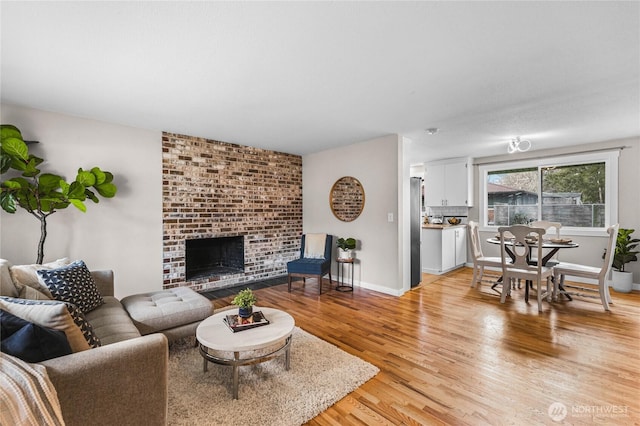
[9,258,71,298]
[18,285,51,300]
[0,259,19,298]
[84,296,141,345]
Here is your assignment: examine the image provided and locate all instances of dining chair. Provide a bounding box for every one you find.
[553,224,619,311]
[530,221,562,239]
[287,234,333,294]
[529,220,563,266]
[467,221,503,289]
[498,225,554,312]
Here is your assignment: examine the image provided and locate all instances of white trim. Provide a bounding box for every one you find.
[400,136,412,294]
[422,265,466,275]
[357,280,405,296]
[478,150,619,237]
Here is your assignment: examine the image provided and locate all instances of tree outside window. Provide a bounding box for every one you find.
[541,163,605,227]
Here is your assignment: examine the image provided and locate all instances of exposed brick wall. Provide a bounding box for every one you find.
[162,132,302,291]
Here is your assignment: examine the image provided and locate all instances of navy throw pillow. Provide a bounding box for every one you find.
[0,309,72,363]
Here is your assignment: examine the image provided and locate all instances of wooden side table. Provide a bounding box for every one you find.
[336,258,355,292]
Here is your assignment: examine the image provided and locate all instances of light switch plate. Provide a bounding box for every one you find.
[387,213,393,222]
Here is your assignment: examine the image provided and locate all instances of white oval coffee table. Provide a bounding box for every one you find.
[196,306,295,399]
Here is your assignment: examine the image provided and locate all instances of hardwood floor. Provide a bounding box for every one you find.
[212,268,640,425]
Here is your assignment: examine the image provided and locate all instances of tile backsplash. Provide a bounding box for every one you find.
[426,206,469,224]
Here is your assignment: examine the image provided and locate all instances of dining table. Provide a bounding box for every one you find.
[486,236,579,301]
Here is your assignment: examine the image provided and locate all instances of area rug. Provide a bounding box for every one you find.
[167,327,379,426]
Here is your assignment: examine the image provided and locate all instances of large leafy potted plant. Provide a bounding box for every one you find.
[1,124,118,264]
[611,228,639,293]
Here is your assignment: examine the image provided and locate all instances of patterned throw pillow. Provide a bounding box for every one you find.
[0,297,101,351]
[38,260,104,313]
[62,302,101,348]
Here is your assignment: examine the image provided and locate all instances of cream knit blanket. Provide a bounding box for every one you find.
[0,352,65,426]
[303,233,327,259]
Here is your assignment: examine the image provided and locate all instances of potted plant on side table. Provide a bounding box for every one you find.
[336,237,356,259]
[611,228,639,293]
[232,288,257,318]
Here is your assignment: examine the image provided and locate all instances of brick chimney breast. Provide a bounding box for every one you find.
[162,132,302,292]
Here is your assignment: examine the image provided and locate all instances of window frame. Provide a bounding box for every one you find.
[478,151,619,237]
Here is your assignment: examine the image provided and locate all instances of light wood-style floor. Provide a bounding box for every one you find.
[212,267,640,425]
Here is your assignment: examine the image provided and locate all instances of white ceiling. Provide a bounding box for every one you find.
[1,2,639,162]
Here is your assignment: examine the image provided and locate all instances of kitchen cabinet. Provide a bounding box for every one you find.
[421,225,467,274]
[454,226,467,266]
[424,158,473,207]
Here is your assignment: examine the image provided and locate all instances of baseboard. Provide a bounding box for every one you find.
[354,280,404,297]
[422,265,465,275]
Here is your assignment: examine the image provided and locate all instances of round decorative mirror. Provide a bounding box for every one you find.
[330,176,365,222]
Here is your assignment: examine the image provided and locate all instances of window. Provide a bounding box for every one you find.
[479,151,618,235]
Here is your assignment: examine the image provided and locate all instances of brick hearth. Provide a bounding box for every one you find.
[162,132,302,292]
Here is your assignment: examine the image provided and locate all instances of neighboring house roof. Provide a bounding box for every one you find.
[488,183,582,203]
[487,182,514,193]
[487,183,535,196]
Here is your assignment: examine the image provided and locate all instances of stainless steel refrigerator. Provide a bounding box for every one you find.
[410,177,422,287]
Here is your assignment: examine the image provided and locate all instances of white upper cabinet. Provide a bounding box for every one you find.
[444,161,469,206]
[424,157,473,207]
[424,163,445,207]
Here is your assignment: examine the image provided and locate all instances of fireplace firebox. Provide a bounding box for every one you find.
[185,236,244,281]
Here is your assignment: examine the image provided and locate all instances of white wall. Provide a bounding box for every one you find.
[0,104,163,298]
[302,134,404,295]
[4,104,635,297]
[470,137,640,287]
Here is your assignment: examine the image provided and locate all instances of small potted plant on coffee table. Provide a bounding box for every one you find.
[232,288,257,318]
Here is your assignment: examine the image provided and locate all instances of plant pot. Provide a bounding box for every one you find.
[238,306,253,318]
[612,270,633,293]
[338,249,353,259]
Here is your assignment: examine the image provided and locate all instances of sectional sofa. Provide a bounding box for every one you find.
[0,258,209,426]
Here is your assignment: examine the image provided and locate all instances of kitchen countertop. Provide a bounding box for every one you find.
[422,224,466,229]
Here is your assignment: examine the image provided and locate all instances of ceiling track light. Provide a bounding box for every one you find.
[508,136,531,154]
[425,128,439,135]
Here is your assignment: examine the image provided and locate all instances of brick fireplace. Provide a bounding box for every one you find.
[162,132,303,292]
